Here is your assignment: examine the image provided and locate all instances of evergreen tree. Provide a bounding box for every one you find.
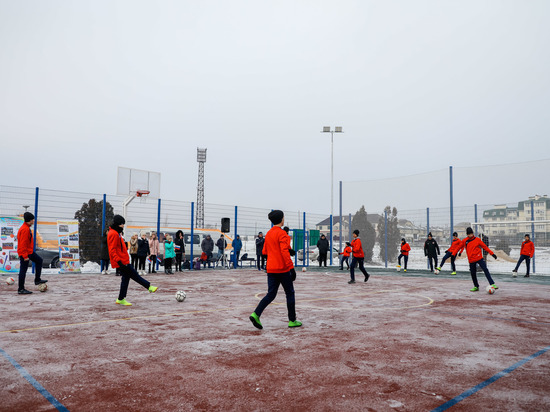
[74,199,114,263]
[377,206,401,261]
[351,205,376,262]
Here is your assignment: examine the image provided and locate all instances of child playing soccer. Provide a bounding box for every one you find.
[349,230,370,284]
[397,238,410,272]
[512,234,535,278]
[461,227,498,292]
[339,242,351,270]
[436,232,462,275]
[16,212,47,294]
[249,210,301,329]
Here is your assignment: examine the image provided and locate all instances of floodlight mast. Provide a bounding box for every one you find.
[321,127,343,217]
[196,148,207,229]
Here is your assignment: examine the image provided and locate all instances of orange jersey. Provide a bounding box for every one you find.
[447,238,463,256]
[262,226,294,273]
[17,223,34,259]
[520,240,534,258]
[400,242,411,256]
[342,246,352,257]
[351,238,364,258]
[107,228,130,268]
[461,236,494,263]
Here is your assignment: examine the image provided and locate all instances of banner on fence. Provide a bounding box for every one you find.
[57,220,81,273]
[0,216,24,273]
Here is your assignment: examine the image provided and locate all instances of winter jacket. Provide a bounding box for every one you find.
[129,238,138,254]
[17,223,34,259]
[107,227,130,268]
[351,237,364,259]
[100,233,110,260]
[164,241,175,259]
[149,238,160,255]
[520,240,535,258]
[232,237,242,253]
[262,226,294,273]
[317,237,329,254]
[447,238,463,256]
[174,232,185,255]
[255,236,265,255]
[400,242,411,256]
[216,237,227,251]
[461,236,494,263]
[340,246,352,257]
[137,238,150,257]
[201,237,214,253]
[424,239,440,257]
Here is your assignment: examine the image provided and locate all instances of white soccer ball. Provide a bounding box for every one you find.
[302,267,306,272]
[175,290,186,302]
[512,272,517,278]
[486,285,495,295]
[434,269,440,275]
[6,277,15,285]
[396,267,401,272]
[38,283,48,292]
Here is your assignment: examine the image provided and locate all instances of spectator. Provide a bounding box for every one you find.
[424,233,440,272]
[148,232,159,273]
[232,235,242,268]
[255,232,265,271]
[216,234,227,265]
[317,234,329,267]
[201,234,214,268]
[174,230,186,272]
[137,233,150,275]
[164,234,175,274]
[129,234,139,269]
[101,228,111,274]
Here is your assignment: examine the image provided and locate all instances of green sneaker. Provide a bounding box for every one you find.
[470,287,479,292]
[288,320,302,328]
[116,298,132,306]
[148,285,158,293]
[450,271,457,275]
[436,267,441,271]
[491,284,499,290]
[249,312,263,330]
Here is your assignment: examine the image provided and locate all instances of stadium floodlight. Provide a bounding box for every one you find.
[196,148,207,228]
[321,127,343,217]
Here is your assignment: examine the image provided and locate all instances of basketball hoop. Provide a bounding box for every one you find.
[136,190,150,198]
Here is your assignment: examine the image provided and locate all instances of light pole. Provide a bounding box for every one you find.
[321,126,343,217]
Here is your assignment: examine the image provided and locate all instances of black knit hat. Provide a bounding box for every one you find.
[401,238,406,242]
[113,215,126,226]
[453,232,458,237]
[353,229,360,236]
[268,210,284,225]
[525,233,530,238]
[428,232,433,237]
[466,227,474,235]
[23,212,35,222]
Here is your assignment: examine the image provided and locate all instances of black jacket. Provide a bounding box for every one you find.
[255,237,265,255]
[100,233,110,260]
[174,237,185,255]
[424,239,440,257]
[201,237,214,253]
[317,238,329,254]
[216,237,227,251]
[137,238,150,257]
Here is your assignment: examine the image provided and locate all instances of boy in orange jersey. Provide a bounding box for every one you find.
[339,242,352,270]
[249,210,301,329]
[436,232,462,275]
[108,215,158,306]
[16,212,47,295]
[512,234,535,278]
[460,227,498,292]
[397,238,411,272]
[349,229,370,284]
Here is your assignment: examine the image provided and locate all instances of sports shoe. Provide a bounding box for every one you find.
[348,280,356,284]
[396,265,401,268]
[288,320,302,328]
[470,287,479,292]
[249,312,262,330]
[436,267,441,271]
[148,285,158,293]
[364,274,370,282]
[524,274,530,278]
[450,271,457,275]
[18,289,32,295]
[116,299,132,306]
[34,279,48,285]
[403,269,407,272]
[491,284,499,289]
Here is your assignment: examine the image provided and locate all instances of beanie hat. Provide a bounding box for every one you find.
[268,210,284,225]
[401,238,406,242]
[346,242,351,246]
[24,212,35,222]
[525,233,530,238]
[113,215,126,226]
[428,232,433,237]
[353,229,360,236]
[453,232,458,237]
[466,227,474,235]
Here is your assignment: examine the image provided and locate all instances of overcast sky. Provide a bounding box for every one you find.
[1,1,549,215]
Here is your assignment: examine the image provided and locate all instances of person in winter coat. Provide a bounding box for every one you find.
[397,238,411,272]
[174,230,186,272]
[317,234,330,267]
[255,232,265,271]
[129,234,139,269]
[216,234,227,267]
[108,215,158,306]
[424,233,440,272]
[164,234,175,274]
[436,232,462,275]
[101,229,111,274]
[232,235,243,268]
[16,212,47,295]
[148,233,159,273]
[513,234,535,278]
[349,230,370,284]
[137,233,150,275]
[460,227,498,292]
[201,235,214,268]
[339,242,352,270]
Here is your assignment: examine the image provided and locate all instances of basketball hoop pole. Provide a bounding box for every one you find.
[122,194,137,220]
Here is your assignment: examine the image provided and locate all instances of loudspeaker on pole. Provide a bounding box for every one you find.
[221,218,230,233]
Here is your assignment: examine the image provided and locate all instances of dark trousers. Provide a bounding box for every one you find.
[318,252,327,267]
[440,252,456,272]
[164,257,173,272]
[256,254,266,270]
[137,256,146,270]
[149,255,157,273]
[427,255,438,271]
[18,253,43,291]
[101,259,110,272]
[118,264,150,300]
[175,254,183,271]
[398,254,408,269]
[340,256,349,269]
[233,251,240,268]
[514,255,531,275]
[130,254,138,269]
[254,272,296,322]
[350,257,369,281]
[469,259,494,288]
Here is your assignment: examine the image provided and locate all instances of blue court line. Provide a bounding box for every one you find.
[432,345,550,412]
[0,347,69,412]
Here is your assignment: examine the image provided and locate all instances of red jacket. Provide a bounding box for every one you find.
[520,240,534,258]
[107,228,130,268]
[351,238,364,258]
[461,236,494,263]
[447,238,463,256]
[17,223,34,259]
[400,242,411,256]
[340,246,352,257]
[262,226,294,273]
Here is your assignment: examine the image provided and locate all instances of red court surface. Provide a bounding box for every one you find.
[1,267,549,411]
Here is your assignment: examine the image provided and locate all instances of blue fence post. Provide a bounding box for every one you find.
[101,194,106,271]
[234,206,238,268]
[531,200,536,274]
[339,181,343,257]
[329,214,333,266]
[157,199,161,271]
[190,202,194,271]
[427,207,430,269]
[474,204,478,236]
[32,187,39,274]
[303,212,306,267]
[449,166,454,240]
[384,209,388,268]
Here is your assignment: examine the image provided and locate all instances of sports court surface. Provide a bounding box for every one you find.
[1,267,549,411]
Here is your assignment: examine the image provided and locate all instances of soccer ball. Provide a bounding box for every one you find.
[302,267,306,272]
[175,290,186,302]
[434,269,440,275]
[486,285,495,295]
[38,283,48,292]
[6,277,15,285]
[396,266,401,272]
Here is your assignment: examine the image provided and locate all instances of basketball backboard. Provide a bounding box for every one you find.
[117,167,161,198]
